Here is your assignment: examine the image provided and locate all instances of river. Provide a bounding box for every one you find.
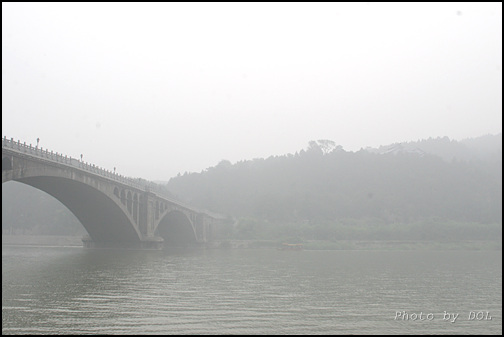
[2,245,502,334]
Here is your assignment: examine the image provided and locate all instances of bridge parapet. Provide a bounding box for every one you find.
[2,136,147,189]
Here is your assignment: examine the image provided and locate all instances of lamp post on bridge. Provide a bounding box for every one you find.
[36,138,40,148]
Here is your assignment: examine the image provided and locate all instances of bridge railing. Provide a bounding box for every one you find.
[2,136,149,190]
[2,136,221,218]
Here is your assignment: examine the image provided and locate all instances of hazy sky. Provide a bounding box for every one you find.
[2,2,502,181]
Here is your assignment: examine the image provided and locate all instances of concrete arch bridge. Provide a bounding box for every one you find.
[2,137,223,249]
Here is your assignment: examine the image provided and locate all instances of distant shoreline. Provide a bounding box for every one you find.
[208,239,502,250]
[2,235,84,246]
[2,235,501,250]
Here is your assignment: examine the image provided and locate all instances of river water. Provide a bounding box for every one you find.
[2,245,502,335]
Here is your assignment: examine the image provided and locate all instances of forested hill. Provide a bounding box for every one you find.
[166,135,502,226]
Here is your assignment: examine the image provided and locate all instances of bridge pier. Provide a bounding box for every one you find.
[140,190,157,237]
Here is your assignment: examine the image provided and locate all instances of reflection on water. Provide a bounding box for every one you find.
[2,246,502,334]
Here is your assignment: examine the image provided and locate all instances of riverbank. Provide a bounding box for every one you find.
[2,235,501,250]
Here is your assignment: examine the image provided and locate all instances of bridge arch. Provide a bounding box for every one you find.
[133,193,138,224]
[3,175,142,244]
[2,157,12,170]
[120,189,126,205]
[127,190,132,214]
[155,210,197,246]
[3,139,219,248]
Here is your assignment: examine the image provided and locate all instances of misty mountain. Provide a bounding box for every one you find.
[366,133,502,163]
[166,135,502,226]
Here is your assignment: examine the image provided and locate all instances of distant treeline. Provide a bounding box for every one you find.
[166,135,502,241]
[2,134,502,241]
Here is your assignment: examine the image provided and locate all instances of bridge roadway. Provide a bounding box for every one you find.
[2,136,223,249]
